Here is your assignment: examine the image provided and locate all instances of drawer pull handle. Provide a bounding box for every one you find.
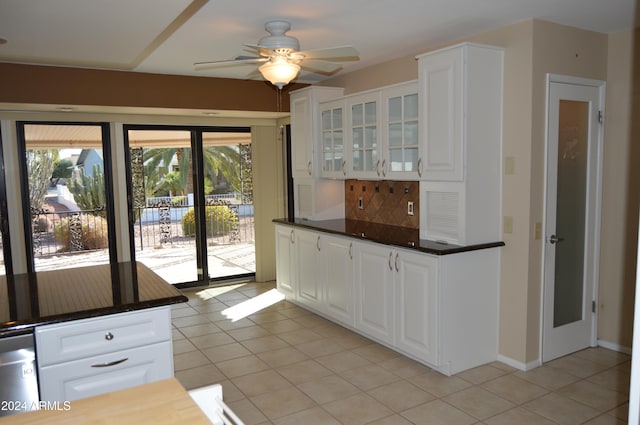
[105,332,114,341]
[91,358,128,368]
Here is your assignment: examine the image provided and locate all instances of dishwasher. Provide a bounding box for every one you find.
[0,333,39,417]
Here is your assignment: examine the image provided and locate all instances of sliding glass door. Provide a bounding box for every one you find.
[17,122,115,273]
[124,125,254,287]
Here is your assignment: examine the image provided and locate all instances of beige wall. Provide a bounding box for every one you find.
[251,125,286,282]
[600,30,636,349]
[324,19,636,365]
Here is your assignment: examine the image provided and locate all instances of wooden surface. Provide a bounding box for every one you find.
[0,378,212,425]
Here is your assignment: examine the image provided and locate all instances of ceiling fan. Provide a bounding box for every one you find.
[194,20,359,89]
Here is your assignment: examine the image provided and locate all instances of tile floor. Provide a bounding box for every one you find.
[171,281,631,425]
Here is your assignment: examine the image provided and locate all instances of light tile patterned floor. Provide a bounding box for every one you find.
[171,281,631,425]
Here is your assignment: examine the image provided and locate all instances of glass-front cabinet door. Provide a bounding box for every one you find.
[348,92,380,179]
[319,99,346,178]
[382,81,420,180]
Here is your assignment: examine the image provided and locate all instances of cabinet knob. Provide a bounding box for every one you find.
[105,332,114,341]
[381,159,387,177]
[376,159,381,176]
[388,251,393,271]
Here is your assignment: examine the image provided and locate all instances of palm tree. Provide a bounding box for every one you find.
[140,145,242,197]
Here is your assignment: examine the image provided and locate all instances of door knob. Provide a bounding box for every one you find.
[549,235,564,244]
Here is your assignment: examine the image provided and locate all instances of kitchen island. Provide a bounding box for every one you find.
[0,262,187,412]
[274,218,503,375]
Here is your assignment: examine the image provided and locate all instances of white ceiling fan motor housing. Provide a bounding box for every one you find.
[258,21,300,52]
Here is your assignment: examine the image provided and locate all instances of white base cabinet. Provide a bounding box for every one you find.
[353,242,395,345]
[275,224,499,375]
[323,234,354,326]
[36,306,174,402]
[277,225,355,327]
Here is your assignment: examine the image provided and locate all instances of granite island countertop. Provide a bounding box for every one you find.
[0,262,187,336]
[273,218,504,255]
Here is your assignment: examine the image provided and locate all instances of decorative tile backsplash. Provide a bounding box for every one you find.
[345,179,419,229]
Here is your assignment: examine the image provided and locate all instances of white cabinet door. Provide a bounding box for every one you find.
[382,81,421,180]
[324,235,354,326]
[419,46,463,181]
[275,225,296,299]
[346,91,381,179]
[290,91,314,178]
[319,99,347,179]
[39,341,173,402]
[296,230,324,311]
[290,87,344,179]
[353,241,394,344]
[395,249,438,364]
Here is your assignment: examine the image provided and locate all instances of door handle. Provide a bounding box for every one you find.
[549,234,564,244]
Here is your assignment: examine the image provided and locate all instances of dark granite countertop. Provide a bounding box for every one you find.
[273,218,504,255]
[0,262,187,336]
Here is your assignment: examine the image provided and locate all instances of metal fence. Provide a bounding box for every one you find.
[132,203,254,250]
[31,201,254,258]
[32,209,109,257]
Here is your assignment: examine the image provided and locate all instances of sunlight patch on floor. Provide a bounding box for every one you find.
[221,289,285,322]
[195,283,246,301]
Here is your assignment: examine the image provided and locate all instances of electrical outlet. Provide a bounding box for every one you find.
[407,201,414,216]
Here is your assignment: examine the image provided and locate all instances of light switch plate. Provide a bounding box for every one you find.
[407,201,414,216]
[504,156,515,175]
[534,222,542,240]
[503,216,513,234]
[358,197,363,209]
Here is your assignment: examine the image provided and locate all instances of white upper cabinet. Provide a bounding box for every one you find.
[319,98,347,178]
[346,91,381,179]
[417,43,504,244]
[290,86,344,179]
[417,43,503,182]
[318,81,420,181]
[382,81,420,180]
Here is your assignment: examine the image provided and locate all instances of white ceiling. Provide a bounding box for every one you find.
[0,0,635,86]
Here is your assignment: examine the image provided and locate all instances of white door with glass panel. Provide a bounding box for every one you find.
[542,75,604,362]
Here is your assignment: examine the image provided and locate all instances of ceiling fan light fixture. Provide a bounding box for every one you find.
[259,60,300,89]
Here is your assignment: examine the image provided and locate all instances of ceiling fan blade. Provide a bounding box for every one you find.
[194,57,267,70]
[299,58,343,74]
[296,45,359,61]
[243,43,275,57]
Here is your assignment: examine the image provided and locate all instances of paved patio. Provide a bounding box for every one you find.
[32,243,255,285]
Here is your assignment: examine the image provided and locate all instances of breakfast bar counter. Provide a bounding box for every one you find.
[0,261,188,336]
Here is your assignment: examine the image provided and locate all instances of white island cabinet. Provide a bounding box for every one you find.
[275,223,500,375]
[36,306,174,402]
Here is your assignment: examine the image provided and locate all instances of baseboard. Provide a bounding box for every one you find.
[598,339,632,355]
[496,354,541,371]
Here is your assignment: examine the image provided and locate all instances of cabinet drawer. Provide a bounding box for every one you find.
[38,341,173,402]
[36,307,171,366]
